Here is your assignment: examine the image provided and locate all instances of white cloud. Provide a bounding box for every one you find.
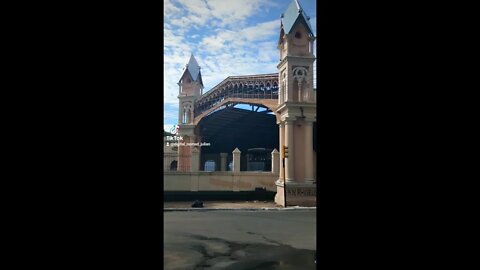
[164,0,181,18]
[200,36,226,51]
[199,19,278,55]
[178,0,211,16]
[164,29,191,56]
[241,20,279,41]
[167,18,281,99]
[170,0,277,30]
[170,17,190,28]
[206,0,277,27]
[176,0,211,26]
[206,0,260,27]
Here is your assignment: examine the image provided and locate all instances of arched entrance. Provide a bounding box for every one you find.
[197,104,279,171]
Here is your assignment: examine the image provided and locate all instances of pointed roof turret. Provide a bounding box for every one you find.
[186,54,200,81]
[178,54,203,87]
[281,0,314,36]
[179,54,203,84]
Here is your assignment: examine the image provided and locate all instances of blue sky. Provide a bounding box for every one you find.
[164,0,317,132]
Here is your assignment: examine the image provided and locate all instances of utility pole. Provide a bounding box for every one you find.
[282,145,289,208]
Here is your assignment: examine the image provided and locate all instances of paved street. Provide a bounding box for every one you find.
[164,210,316,269]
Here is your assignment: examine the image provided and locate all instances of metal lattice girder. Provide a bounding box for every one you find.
[194,73,279,117]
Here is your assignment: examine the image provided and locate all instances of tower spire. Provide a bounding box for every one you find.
[280,0,314,36]
[178,54,203,88]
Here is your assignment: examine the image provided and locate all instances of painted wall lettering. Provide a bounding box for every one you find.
[287,187,316,197]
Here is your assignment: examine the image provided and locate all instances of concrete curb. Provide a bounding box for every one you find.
[164,207,316,212]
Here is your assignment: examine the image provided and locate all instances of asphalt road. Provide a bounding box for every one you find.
[164,210,316,270]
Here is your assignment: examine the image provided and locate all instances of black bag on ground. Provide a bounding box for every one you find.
[191,200,203,208]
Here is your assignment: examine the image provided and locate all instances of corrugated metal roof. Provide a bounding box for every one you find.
[281,0,314,36]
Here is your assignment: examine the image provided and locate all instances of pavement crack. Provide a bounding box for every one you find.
[246,231,284,246]
[166,232,316,269]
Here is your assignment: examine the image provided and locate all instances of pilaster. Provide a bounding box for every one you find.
[284,119,295,183]
[304,119,314,183]
[271,149,279,175]
[278,122,285,182]
[232,148,241,173]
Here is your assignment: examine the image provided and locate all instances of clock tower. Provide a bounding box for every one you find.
[177,54,203,172]
[275,0,317,206]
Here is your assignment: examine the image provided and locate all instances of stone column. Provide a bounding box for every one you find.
[197,135,201,159]
[178,106,182,124]
[271,149,279,175]
[279,123,285,181]
[279,77,285,104]
[177,143,183,172]
[278,84,282,104]
[305,82,310,102]
[285,79,289,102]
[298,81,303,102]
[304,120,315,183]
[191,147,199,172]
[285,119,295,183]
[232,148,241,173]
[186,107,190,123]
[178,135,189,172]
[288,75,294,102]
[220,152,227,171]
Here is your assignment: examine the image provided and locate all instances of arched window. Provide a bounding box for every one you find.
[204,160,216,172]
[170,160,177,171]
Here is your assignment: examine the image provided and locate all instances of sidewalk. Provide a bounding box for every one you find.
[164,201,316,211]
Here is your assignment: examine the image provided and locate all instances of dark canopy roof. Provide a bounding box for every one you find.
[198,107,279,154]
